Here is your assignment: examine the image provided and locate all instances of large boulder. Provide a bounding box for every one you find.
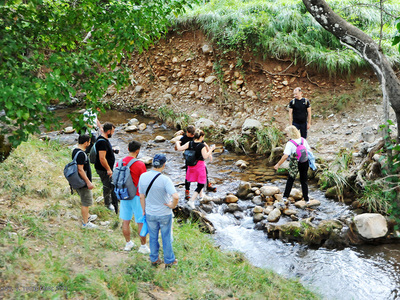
[241,118,262,134]
[195,118,215,129]
[260,186,280,197]
[237,182,251,199]
[267,208,281,222]
[354,213,388,239]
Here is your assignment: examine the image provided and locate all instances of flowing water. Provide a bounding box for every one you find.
[50,108,400,300]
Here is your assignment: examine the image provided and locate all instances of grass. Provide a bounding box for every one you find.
[0,137,318,299]
[174,0,400,75]
[255,124,285,154]
[157,105,191,130]
[359,184,392,214]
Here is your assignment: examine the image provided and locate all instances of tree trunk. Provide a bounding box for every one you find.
[302,0,400,141]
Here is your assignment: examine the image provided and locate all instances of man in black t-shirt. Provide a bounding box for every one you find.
[288,87,311,138]
[73,135,98,229]
[95,122,118,212]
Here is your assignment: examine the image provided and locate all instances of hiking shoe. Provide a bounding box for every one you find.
[151,258,162,267]
[165,259,178,268]
[138,244,150,254]
[188,200,195,210]
[207,184,217,192]
[88,214,97,222]
[82,222,98,229]
[124,240,135,251]
[185,190,190,201]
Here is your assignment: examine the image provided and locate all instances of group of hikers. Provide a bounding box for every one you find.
[69,86,313,267]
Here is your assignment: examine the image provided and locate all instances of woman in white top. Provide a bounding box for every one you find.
[274,125,310,202]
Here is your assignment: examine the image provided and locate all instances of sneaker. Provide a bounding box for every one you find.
[151,258,162,267]
[207,184,217,192]
[88,214,97,222]
[124,240,135,251]
[185,190,190,201]
[107,205,115,212]
[82,222,98,229]
[188,200,195,210]
[165,259,178,268]
[138,244,150,254]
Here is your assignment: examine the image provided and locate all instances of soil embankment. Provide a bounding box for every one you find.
[104,29,390,159]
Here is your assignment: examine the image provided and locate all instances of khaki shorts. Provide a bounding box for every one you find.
[76,187,93,207]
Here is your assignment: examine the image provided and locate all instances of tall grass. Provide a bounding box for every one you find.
[175,0,400,74]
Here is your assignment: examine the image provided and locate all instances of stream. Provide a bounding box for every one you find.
[48,108,400,300]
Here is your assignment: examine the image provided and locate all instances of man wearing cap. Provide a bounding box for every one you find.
[139,154,179,268]
[289,87,311,138]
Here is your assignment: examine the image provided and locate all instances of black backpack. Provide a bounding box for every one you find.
[184,141,198,166]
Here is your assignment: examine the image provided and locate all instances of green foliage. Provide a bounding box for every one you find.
[176,0,400,74]
[157,105,191,129]
[255,124,284,154]
[319,149,353,200]
[1,0,193,147]
[367,121,400,227]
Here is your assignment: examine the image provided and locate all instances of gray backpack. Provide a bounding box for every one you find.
[64,150,87,189]
[112,158,138,200]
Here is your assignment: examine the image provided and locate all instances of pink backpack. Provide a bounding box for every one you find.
[290,138,308,163]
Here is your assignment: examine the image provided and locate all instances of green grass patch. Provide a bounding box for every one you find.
[175,0,400,75]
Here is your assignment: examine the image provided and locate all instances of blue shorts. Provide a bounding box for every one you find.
[119,196,143,223]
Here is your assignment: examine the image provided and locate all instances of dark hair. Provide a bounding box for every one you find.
[103,122,115,133]
[187,125,195,135]
[194,129,205,139]
[78,134,90,144]
[128,140,141,152]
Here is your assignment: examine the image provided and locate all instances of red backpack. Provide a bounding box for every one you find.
[290,138,308,163]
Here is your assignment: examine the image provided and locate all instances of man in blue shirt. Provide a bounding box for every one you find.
[139,154,179,268]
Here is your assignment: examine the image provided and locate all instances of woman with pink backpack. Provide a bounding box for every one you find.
[274,125,312,203]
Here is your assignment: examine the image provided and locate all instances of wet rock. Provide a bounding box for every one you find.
[252,196,263,205]
[63,126,75,134]
[235,159,248,169]
[274,193,283,201]
[237,182,251,198]
[283,208,298,216]
[139,156,153,165]
[138,123,147,131]
[294,201,307,209]
[201,204,213,213]
[307,199,321,208]
[253,213,264,223]
[125,125,138,132]
[325,187,338,199]
[264,206,274,215]
[354,213,388,239]
[233,211,244,219]
[154,136,166,143]
[225,194,238,203]
[253,206,264,213]
[260,186,280,197]
[128,118,139,126]
[227,203,240,213]
[273,201,286,210]
[290,188,303,200]
[267,208,281,222]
